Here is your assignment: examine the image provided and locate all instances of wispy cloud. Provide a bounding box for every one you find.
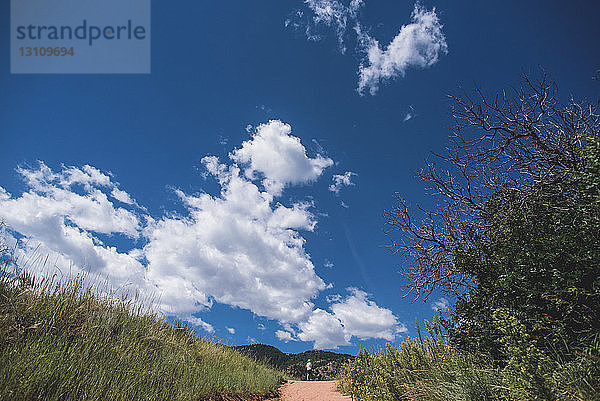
[329,171,357,194]
[288,2,447,95]
[297,0,365,53]
[186,316,215,334]
[326,294,342,303]
[357,4,448,95]
[403,105,416,122]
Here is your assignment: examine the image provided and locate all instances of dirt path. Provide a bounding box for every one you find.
[274,380,351,401]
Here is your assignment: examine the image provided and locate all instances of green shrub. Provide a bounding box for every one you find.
[338,318,600,401]
[339,319,508,401]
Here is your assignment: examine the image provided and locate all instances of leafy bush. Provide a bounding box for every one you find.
[339,319,507,401]
[338,319,600,401]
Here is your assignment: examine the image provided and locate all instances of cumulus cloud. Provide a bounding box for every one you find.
[0,163,146,288]
[230,120,333,195]
[289,2,447,95]
[6,163,142,238]
[357,4,448,94]
[329,171,357,194]
[0,121,336,343]
[298,288,404,349]
[332,288,406,340]
[0,122,402,349]
[298,308,350,349]
[432,297,450,311]
[143,157,326,322]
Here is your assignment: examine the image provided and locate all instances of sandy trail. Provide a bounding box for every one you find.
[274,380,351,401]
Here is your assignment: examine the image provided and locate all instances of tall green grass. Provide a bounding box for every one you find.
[338,319,600,401]
[0,265,283,401]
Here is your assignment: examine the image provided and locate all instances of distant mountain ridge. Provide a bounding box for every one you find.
[233,344,354,380]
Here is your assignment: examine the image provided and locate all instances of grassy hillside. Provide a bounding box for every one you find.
[0,267,283,401]
[235,344,353,380]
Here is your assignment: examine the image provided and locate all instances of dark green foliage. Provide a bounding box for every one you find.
[451,135,600,361]
[234,344,290,369]
[385,73,600,399]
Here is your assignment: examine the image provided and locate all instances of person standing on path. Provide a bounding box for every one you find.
[306,359,312,381]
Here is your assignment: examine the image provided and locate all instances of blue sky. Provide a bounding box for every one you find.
[1,0,599,353]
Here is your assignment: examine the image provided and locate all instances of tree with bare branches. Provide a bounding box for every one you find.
[386,72,600,358]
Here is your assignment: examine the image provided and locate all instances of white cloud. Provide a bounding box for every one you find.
[230,120,333,195]
[298,288,404,349]
[331,288,406,340]
[0,125,329,329]
[357,4,448,94]
[276,330,297,342]
[432,297,450,311]
[226,327,236,334]
[403,105,416,122]
[0,187,10,201]
[324,259,334,268]
[111,187,135,205]
[298,308,350,349]
[8,163,141,238]
[329,171,356,194]
[0,122,403,350]
[143,158,326,322]
[185,316,215,334]
[58,164,112,190]
[290,2,447,95]
[326,294,342,303]
[302,0,364,52]
[0,163,145,287]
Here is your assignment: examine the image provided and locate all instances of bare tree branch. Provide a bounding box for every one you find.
[386,71,600,299]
